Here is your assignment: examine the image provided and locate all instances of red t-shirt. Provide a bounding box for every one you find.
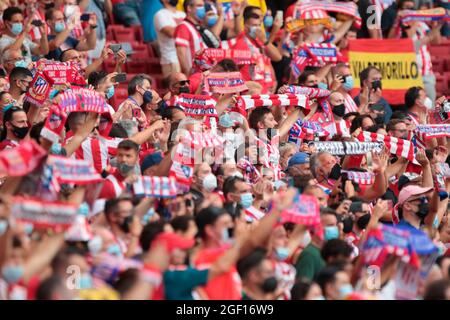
[98,169,126,199]
[174,20,207,73]
[194,245,242,300]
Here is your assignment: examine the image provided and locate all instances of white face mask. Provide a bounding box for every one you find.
[301,230,312,247]
[202,173,217,192]
[423,97,433,110]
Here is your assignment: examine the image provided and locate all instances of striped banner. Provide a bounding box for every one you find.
[401,7,450,23]
[204,72,248,94]
[357,131,416,162]
[132,176,178,198]
[342,170,375,185]
[168,94,218,117]
[58,88,109,114]
[40,105,68,143]
[47,155,103,185]
[291,43,341,77]
[308,140,384,155]
[0,140,47,177]
[235,94,309,110]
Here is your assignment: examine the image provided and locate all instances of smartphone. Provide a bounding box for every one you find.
[275,10,283,22]
[349,201,363,213]
[31,20,44,27]
[121,215,134,233]
[340,75,347,83]
[109,43,122,53]
[132,108,141,118]
[80,13,91,22]
[114,73,127,83]
[372,80,382,91]
[185,199,193,208]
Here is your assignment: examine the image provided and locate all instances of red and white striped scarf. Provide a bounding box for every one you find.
[59,88,109,114]
[203,72,248,94]
[193,48,253,72]
[401,7,450,23]
[0,140,47,177]
[344,93,358,113]
[296,1,362,27]
[235,94,309,110]
[414,124,450,146]
[291,43,342,77]
[11,196,78,232]
[342,170,375,185]
[132,176,178,198]
[244,206,265,223]
[282,85,330,98]
[357,131,416,162]
[168,94,218,117]
[237,157,261,184]
[41,105,67,144]
[280,194,320,226]
[47,155,103,185]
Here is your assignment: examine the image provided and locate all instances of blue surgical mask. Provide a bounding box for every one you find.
[195,6,206,20]
[88,236,103,255]
[263,15,273,28]
[249,26,259,39]
[2,103,14,113]
[343,76,354,91]
[51,142,63,155]
[274,247,290,261]
[207,15,218,27]
[78,202,89,217]
[55,22,65,33]
[339,284,353,299]
[219,113,234,128]
[107,244,122,257]
[433,215,440,229]
[15,60,27,68]
[240,193,253,209]
[11,22,23,35]
[49,89,60,100]
[105,86,115,99]
[79,273,93,289]
[2,265,24,284]
[142,90,153,104]
[0,220,8,236]
[318,82,328,90]
[324,226,339,241]
[24,223,34,235]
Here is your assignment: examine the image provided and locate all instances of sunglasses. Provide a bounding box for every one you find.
[177,80,190,86]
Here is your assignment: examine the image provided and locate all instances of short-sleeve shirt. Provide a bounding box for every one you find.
[174,20,207,72]
[295,243,325,281]
[0,34,37,63]
[163,268,208,300]
[46,35,80,61]
[154,8,185,65]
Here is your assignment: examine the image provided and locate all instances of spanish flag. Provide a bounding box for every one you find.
[348,39,424,105]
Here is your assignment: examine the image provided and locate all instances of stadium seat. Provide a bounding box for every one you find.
[126,61,149,74]
[132,25,144,43]
[430,45,450,57]
[114,28,136,43]
[432,58,445,74]
[148,74,165,90]
[147,60,163,74]
[103,59,117,73]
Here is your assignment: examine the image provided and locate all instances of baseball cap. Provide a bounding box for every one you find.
[396,185,433,208]
[397,172,421,191]
[288,152,310,168]
[141,152,163,174]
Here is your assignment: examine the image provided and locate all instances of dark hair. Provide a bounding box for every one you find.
[366,124,384,133]
[29,121,45,144]
[50,247,86,275]
[59,48,76,62]
[236,248,267,280]
[45,8,58,21]
[1,106,26,141]
[386,118,406,132]
[9,67,32,81]
[314,265,341,294]
[109,123,129,138]
[104,197,133,217]
[343,112,359,121]
[183,0,195,13]
[216,59,239,72]
[128,74,151,96]
[243,6,261,21]
[248,107,272,130]
[117,139,140,154]
[36,275,65,300]
[139,220,166,252]
[399,0,415,9]
[291,279,317,300]
[3,7,22,22]
[171,215,194,233]
[160,106,184,121]
[423,279,450,300]
[404,86,423,109]
[88,70,108,88]
[298,70,316,86]
[359,66,380,87]
[113,268,141,297]
[195,206,229,239]
[391,110,411,121]
[223,176,246,198]
[350,114,374,134]
[321,239,353,263]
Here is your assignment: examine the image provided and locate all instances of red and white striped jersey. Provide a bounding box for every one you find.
[99,169,126,200]
[322,119,351,138]
[174,20,207,72]
[412,22,433,76]
[344,92,359,113]
[0,139,19,151]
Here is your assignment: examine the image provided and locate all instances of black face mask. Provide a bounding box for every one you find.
[371,80,382,91]
[45,2,55,9]
[261,276,278,293]
[356,213,371,230]
[374,114,385,125]
[328,163,342,181]
[157,99,167,110]
[415,202,429,219]
[266,128,276,141]
[178,86,190,94]
[11,124,29,139]
[332,103,346,118]
[120,215,134,233]
[342,216,354,234]
[168,0,179,6]
[310,84,319,89]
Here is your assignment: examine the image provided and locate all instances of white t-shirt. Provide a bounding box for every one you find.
[0,34,37,63]
[153,8,186,65]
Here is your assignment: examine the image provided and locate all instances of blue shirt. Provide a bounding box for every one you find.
[46,35,80,61]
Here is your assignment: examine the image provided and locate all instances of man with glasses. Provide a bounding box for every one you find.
[164,72,191,97]
[8,66,32,106]
[2,48,28,75]
[387,119,409,139]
